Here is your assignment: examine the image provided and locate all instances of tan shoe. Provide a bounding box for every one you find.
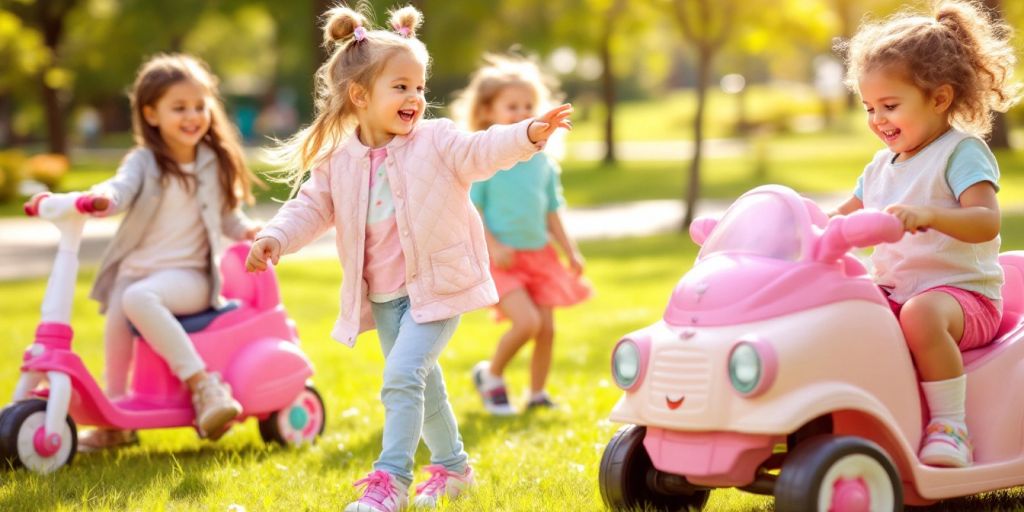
[192,373,242,439]
[77,428,138,453]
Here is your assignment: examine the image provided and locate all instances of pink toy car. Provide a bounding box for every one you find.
[3,192,324,474]
[599,185,1024,511]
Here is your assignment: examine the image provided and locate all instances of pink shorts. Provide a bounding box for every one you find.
[887,286,1002,351]
[490,244,592,312]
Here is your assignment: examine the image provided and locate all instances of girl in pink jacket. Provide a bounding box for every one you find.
[245,6,571,512]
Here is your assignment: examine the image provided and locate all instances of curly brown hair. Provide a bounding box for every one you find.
[839,0,1021,136]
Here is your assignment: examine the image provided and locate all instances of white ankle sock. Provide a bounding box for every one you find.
[480,366,505,390]
[530,390,548,402]
[922,375,967,425]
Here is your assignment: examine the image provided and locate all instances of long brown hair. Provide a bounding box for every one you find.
[266,4,429,195]
[130,53,257,210]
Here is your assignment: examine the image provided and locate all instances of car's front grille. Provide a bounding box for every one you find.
[647,345,712,415]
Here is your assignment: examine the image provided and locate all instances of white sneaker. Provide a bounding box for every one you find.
[412,465,474,508]
[919,420,972,468]
[472,361,516,416]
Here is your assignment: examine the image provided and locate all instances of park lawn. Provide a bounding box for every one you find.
[8,220,1024,510]
[12,122,1024,220]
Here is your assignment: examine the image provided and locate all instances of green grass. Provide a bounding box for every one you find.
[8,224,1024,510]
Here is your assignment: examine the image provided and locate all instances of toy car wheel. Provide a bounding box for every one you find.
[0,399,76,474]
[259,385,325,446]
[775,434,902,512]
[599,424,711,511]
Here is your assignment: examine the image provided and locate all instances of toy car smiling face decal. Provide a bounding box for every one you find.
[665,394,685,410]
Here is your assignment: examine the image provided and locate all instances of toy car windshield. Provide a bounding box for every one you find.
[698,191,803,262]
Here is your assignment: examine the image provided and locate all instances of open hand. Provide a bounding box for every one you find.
[885,204,934,234]
[246,237,281,272]
[527,104,573,144]
[568,251,585,276]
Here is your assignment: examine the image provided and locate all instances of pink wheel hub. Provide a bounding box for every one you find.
[831,477,870,512]
[33,427,62,457]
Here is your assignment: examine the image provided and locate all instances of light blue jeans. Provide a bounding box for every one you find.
[371,296,469,486]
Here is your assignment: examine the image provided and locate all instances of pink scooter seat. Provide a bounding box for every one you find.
[962,252,1024,367]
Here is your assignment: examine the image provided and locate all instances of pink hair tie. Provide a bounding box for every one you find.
[392,23,411,37]
[353,26,367,42]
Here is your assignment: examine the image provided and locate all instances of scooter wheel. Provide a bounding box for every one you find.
[599,424,711,511]
[259,385,325,447]
[0,399,76,474]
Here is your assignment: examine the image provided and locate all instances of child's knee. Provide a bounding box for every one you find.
[512,311,542,337]
[120,285,158,320]
[381,363,428,396]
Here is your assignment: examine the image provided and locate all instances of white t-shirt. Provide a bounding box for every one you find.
[119,162,210,277]
[856,129,1003,303]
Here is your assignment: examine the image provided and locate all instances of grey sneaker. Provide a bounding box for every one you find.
[472,361,516,416]
[192,373,242,438]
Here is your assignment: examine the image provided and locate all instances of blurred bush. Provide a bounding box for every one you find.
[25,154,69,190]
[0,150,26,202]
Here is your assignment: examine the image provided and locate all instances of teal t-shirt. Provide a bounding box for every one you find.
[470,152,566,250]
[854,137,1000,200]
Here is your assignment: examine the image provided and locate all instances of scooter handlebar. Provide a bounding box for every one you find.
[24,192,111,218]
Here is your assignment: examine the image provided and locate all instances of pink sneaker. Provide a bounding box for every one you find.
[919,420,972,468]
[344,470,409,512]
[412,465,474,508]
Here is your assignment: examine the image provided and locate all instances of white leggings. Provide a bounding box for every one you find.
[104,268,210,397]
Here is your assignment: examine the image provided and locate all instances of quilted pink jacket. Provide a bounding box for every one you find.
[259,118,539,346]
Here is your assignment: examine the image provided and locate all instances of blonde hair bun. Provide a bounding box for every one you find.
[323,6,368,45]
[388,6,422,38]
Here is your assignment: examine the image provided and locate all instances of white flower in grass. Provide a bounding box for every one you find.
[569,463,586,473]
[341,407,360,418]
[598,379,610,388]
[227,505,247,512]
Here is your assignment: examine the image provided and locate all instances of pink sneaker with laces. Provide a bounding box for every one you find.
[345,470,409,512]
[919,419,973,468]
[412,465,474,508]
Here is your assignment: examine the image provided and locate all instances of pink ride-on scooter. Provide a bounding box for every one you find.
[3,192,325,474]
[599,184,1024,511]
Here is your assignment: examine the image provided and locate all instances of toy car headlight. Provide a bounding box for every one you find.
[728,338,776,397]
[612,338,647,391]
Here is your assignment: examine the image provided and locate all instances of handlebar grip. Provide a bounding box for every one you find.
[75,194,110,214]
[23,192,51,217]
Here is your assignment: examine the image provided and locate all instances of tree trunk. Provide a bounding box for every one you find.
[37,0,75,156]
[683,49,711,229]
[40,76,65,155]
[982,0,1010,148]
[0,93,12,148]
[600,23,616,164]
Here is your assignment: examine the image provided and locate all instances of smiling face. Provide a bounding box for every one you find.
[858,67,952,162]
[142,79,211,163]
[355,49,427,148]
[484,83,537,126]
